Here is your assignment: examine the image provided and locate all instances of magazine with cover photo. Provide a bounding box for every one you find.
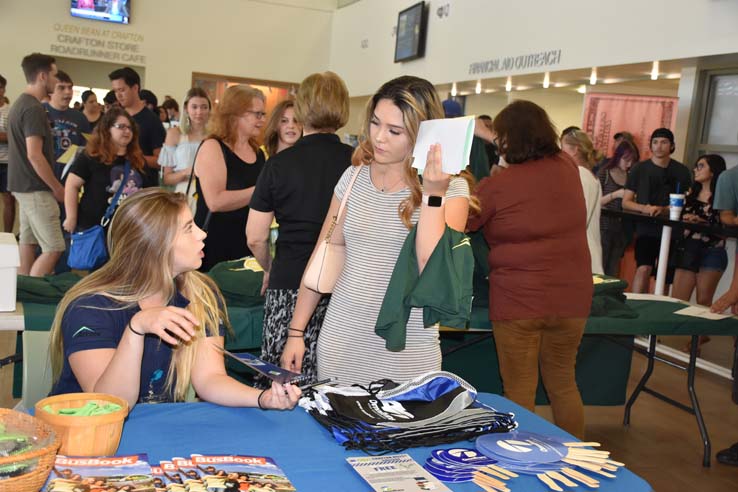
[171,457,206,490]
[154,460,186,491]
[190,454,297,492]
[44,453,155,491]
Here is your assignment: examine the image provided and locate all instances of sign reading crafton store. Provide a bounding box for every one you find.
[49,23,146,65]
[468,49,562,75]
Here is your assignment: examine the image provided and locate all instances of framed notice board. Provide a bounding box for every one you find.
[394,1,428,63]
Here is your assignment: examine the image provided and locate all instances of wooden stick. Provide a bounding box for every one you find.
[473,471,509,491]
[479,467,510,480]
[564,442,601,448]
[537,473,564,491]
[472,479,497,492]
[487,464,518,478]
[605,459,625,467]
[472,478,499,492]
[568,449,610,459]
[562,458,604,471]
[561,468,600,488]
[547,470,578,488]
[565,454,609,465]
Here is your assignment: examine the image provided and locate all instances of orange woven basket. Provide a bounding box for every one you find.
[34,393,129,457]
[0,408,60,492]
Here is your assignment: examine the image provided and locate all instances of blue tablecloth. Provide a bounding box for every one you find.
[117,393,652,492]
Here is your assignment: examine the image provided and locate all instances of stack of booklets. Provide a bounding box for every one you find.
[43,453,297,492]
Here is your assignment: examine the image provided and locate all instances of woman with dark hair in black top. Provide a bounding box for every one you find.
[672,154,727,353]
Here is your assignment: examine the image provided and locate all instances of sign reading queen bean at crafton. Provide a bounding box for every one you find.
[468,49,562,76]
[50,23,146,65]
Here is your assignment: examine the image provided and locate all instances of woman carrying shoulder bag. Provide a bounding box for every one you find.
[63,107,146,235]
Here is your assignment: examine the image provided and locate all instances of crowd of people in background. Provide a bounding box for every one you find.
[3,51,738,463]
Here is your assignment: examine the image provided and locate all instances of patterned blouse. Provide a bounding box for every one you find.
[682,191,724,248]
[597,167,626,233]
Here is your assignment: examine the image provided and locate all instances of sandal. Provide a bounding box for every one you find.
[717,442,738,466]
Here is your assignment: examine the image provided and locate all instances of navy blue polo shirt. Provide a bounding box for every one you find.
[50,291,200,403]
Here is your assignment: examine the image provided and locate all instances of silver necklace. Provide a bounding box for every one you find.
[374,167,404,193]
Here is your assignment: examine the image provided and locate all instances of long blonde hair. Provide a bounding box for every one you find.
[49,189,231,401]
[562,130,603,170]
[352,76,479,228]
[179,87,211,136]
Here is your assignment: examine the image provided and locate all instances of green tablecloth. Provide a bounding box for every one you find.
[470,299,738,335]
[17,298,738,403]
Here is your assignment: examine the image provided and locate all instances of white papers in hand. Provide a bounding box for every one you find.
[411,116,475,175]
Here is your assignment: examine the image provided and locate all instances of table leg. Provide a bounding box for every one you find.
[687,335,711,467]
[623,335,656,426]
[732,337,738,404]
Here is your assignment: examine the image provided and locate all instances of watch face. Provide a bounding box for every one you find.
[428,195,443,207]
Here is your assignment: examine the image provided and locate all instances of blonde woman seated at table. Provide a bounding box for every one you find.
[48,188,300,410]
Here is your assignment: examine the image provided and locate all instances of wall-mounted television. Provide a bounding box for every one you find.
[394,1,427,63]
[71,0,130,25]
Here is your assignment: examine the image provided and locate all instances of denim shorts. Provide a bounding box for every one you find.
[674,238,728,273]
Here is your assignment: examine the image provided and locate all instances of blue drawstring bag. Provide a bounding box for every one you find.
[67,161,130,270]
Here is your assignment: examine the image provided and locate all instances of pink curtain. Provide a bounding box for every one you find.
[582,93,678,159]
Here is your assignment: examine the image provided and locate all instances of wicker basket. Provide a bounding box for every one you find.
[0,408,60,492]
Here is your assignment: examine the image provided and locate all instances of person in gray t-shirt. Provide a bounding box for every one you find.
[7,53,65,276]
[43,70,91,181]
[0,73,15,233]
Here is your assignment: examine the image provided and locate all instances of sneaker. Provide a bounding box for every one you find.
[716,442,738,466]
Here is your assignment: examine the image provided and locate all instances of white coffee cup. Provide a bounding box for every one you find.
[669,193,685,220]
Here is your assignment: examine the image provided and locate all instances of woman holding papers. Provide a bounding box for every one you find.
[50,188,301,410]
[467,100,593,439]
[281,75,477,385]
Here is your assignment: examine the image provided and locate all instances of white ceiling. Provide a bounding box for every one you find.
[436,59,685,96]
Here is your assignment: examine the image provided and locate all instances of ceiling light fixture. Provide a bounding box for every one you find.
[543,72,550,89]
[451,81,457,97]
[651,61,659,80]
[505,76,512,92]
[590,67,597,85]
[475,80,482,94]
[577,85,587,94]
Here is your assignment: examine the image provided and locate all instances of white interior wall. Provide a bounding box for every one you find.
[0,0,333,102]
[330,0,738,96]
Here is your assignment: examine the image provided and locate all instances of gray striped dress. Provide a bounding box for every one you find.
[316,165,470,385]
